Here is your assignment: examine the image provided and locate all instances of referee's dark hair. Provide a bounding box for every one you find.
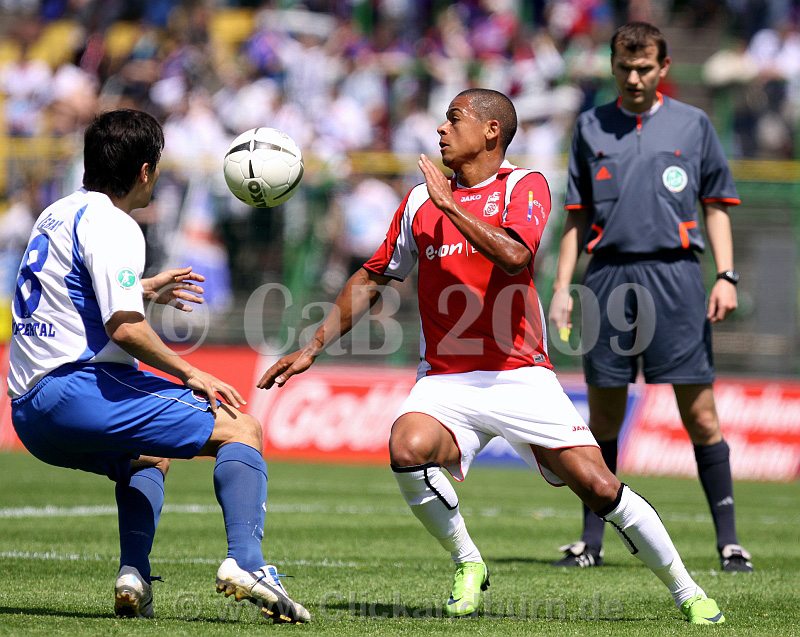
[83,109,165,199]
[611,22,668,63]
[457,88,518,152]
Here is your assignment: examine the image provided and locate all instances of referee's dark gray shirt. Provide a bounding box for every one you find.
[565,94,740,256]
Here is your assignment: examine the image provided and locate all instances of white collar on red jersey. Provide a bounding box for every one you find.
[455,159,517,189]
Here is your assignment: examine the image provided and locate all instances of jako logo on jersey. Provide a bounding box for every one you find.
[425,241,477,260]
[192,390,210,403]
[461,193,482,202]
[662,165,688,193]
[483,191,501,217]
[116,268,138,289]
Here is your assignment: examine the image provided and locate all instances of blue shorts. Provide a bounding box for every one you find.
[11,362,216,483]
[582,251,714,387]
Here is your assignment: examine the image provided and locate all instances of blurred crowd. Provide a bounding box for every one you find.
[0,0,798,331]
[703,0,800,158]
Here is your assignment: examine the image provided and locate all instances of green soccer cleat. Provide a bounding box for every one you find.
[444,561,490,617]
[680,594,725,625]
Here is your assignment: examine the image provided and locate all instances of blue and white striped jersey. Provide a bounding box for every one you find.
[8,189,146,397]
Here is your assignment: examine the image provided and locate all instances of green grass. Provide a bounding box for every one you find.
[0,451,798,635]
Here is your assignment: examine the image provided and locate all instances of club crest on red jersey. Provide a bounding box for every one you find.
[483,191,501,217]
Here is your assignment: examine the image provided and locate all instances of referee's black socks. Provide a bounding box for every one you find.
[694,439,738,550]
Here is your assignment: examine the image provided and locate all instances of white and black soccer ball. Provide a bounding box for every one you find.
[223,127,304,208]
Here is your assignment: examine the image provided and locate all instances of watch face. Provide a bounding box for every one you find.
[721,270,739,283]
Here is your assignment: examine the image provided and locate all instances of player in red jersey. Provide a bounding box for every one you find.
[259,89,724,624]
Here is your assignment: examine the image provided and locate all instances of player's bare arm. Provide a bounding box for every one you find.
[418,153,530,276]
[549,207,590,331]
[258,268,392,389]
[703,202,738,322]
[141,266,206,312]
[105,310,244,413]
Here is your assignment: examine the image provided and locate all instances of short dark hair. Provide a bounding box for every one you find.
[611,22,668,63]
[83,109,164,198]
[456,88,518,152]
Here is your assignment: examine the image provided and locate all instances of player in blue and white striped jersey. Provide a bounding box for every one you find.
[8,109,309,624]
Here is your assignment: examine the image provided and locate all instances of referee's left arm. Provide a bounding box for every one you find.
[703,202,737,322]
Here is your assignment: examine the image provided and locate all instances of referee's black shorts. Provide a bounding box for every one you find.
[581,250,714,387]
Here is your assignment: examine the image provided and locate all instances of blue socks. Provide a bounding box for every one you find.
[116,444,268,579]
[213,442,268,572]
[116,466,165,583]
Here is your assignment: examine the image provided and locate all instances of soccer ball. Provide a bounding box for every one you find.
[223,127,304,208]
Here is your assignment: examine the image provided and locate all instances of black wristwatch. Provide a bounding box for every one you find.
[716,270,739,285]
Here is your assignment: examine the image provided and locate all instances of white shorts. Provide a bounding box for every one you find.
[395,366,598,486]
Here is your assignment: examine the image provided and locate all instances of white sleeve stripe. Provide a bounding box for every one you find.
[384,184,427,280]
[100,369,211,413]
[502,169,535,223]
[538,293,548,355]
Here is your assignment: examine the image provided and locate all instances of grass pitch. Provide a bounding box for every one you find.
[0,451,798,636]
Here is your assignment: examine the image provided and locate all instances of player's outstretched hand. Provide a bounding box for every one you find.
[419,154,457,212]
[257,350,315,390]
[183,368,245,415]
[142,266,205,312]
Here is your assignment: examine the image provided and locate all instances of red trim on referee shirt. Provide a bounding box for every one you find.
[701,197,741,205]
[586,224,603,254]
[616,92,664,111]
[678,220,697,249]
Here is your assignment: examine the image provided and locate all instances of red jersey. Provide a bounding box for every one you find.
[364,161,553,377]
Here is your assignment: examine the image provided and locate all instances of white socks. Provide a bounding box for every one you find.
[394,469,702,608]
[600,484,704,607]
[393,463,482,564]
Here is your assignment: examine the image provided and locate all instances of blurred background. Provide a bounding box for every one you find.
[0,0,798,377]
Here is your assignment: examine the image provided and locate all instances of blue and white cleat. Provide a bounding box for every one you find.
[216,558,311,624]
[114,565,154,618]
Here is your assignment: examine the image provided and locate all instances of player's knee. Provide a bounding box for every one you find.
[584,472,621,511]
[156,458,170,476]
[389,432,438,467]
[214,409,263,450]
[239,413,263,452]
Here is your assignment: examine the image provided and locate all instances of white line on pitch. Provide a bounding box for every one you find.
[1,503,796,526]
[0,550,358,568]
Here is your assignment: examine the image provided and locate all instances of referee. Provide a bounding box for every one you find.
[549,22,753,573]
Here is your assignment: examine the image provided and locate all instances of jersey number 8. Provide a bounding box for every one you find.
[14,233,51,319]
